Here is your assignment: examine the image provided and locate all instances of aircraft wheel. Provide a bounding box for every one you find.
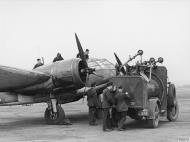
[44,105,65,125]
[167,100,179,121]
[147,103,160,128]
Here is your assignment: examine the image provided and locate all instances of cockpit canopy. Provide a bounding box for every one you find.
[88,58,115,70]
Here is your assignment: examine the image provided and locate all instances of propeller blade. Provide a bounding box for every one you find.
[114,53,122,66]
[75,33,97,88]
[75,33,88,68]
[114,52,126,75]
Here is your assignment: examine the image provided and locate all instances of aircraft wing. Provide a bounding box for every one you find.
[0,65,50,91]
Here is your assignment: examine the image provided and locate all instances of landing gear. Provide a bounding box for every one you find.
[44,104,65,125]
[44,95,66,125]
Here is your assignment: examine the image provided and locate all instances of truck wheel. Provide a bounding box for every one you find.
[44,105,65,125]
[147,103,160,128]
[167,100,179,121]
[167,84,176,107]
[167,83,179,121]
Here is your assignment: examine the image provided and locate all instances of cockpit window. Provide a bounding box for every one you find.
[88,58,115,70]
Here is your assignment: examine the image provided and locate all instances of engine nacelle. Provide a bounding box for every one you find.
[48,58,86,89]
[16,58,87,93]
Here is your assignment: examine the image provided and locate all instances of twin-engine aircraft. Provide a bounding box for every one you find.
[0,34,116,124]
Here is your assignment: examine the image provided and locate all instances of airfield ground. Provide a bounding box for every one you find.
[0,87,189,142]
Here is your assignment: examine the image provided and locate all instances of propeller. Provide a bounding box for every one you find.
[75,33,100,92]
[75,33,96,74]
[114,52,126,75]
[75,33,88,69]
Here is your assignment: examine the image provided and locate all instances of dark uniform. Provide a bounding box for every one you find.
[76,49,89,59]
[115,64,120,76]
[110,88,119,128]
[33,62,43,69]
[87,87,101,125]
[53,53,64,62]
[76,53,80,58]
[115,90,129,130]
[33,58,43,69]
[102,87,115,131]
[76,53,89,59]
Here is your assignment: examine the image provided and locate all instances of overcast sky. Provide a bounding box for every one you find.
[0,0,189,85]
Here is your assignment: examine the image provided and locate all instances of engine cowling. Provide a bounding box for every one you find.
[16,58,87,93]
[49,58,87,89]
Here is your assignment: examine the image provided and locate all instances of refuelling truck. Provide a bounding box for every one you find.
[112,50,179,128]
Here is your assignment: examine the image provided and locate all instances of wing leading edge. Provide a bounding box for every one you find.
[0,65,50,91]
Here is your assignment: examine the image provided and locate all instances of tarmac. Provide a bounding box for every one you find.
[0,87,189,142]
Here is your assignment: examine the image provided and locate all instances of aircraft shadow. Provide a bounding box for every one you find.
[0,112,169,131]
[67,113,89,123]
[0,117,46,130]
[0,113,89,131]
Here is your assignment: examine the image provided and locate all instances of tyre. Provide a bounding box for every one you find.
[167,84,179,121]
[167,100,179,121]
[44,105,65,125]
[147,103,160,128]
[167,84,176,107]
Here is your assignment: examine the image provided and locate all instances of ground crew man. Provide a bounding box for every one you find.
[76,49,89,59]
[33,58,44,69]
[102,83,115,131]
[115,63,120,76]
[87,83,101,126]
[115,86,129,131]
[84,49,89,59]
[53,53,64,62]
[110,85,119,128]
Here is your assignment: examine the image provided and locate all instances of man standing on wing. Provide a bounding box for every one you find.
[33,58,44,69]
